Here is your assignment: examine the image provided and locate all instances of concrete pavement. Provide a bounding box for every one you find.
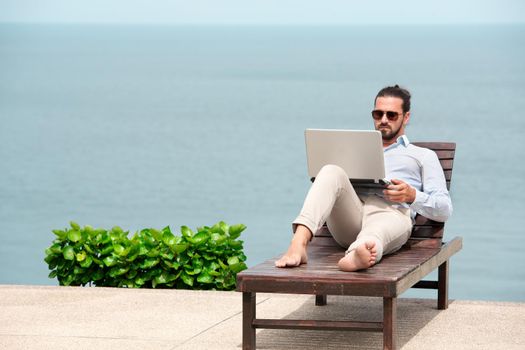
[0,285,524,350]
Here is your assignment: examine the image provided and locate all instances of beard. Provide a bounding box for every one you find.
[378,123,403,141]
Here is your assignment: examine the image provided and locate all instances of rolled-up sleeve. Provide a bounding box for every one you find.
[409,150,453,222]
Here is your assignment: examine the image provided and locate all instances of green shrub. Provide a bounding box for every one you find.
[44,221,247,290]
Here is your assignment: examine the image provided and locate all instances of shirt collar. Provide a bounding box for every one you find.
[398,135,410,146]
[385,135,410,151]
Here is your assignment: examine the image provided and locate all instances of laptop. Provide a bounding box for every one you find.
[304,129,390,192]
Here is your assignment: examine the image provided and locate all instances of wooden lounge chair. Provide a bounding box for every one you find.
[236,142,462,350]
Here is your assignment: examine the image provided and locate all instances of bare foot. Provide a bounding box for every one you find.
[337,240,378,272]
[275,226,311,268]
[275,242,307,267]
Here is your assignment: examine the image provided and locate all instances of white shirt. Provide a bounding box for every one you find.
[383,135,453,222]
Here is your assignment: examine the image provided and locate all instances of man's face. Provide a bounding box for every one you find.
[373,96,410,143]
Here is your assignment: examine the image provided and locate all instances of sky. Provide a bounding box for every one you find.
[1,0,524,25]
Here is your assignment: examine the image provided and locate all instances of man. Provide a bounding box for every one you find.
[275,85,452,271]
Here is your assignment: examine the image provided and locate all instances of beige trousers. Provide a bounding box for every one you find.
[292,164,413,262]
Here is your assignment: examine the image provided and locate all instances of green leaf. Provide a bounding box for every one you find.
[62,246,75,261]
[181,226,193,238]
[140,258,159,269]
[126,252,139,263]
[210,223,225,234]
[229,262,247,273]
[196,226,209,233]
[44,254,56,265]
[192,232,209,246]
[150,228,162,241]
[109,267,129,277]
[227,256,239,265]
[228,240,243,250]
[185,267,201,275]
[138,244,148,256]
[146,249,159,258]
[160,250,174,260]
[48,270,57,279]
[154,272,169,286]
[197,272,213,284]
[103,255,117,267]
[162,231,176,246]
[70,221,80,230]
[52,229,67,240]
[172,244,188,254]
[210,233,226,245]
[100,245,114,255]
[219,221,229,233]
[111,226,123,234]
[126,269,138,279]
[92,256,103,267]
[207,261,220,271]
[79,256,93,268]
[229,224,246,240]
[181,272,194,287]
[218,259,228,270]
[113,244,124,255]
[75,251,87,262]
[67,230,82,243]
[49,243,62,254]
[114,244,130,257]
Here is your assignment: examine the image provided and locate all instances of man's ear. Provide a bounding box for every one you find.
[403,111,411,126]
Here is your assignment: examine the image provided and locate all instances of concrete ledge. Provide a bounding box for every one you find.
[0,285,524,349]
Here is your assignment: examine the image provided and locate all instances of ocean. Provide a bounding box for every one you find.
[0,23,524,301]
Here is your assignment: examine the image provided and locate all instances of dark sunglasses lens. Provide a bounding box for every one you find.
[371,110,383,120]
[386,111,399,120]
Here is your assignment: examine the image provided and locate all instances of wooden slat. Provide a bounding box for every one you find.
[404,238,443,248]
[410,226,444,239]
[414,215,444,226]
[438,159,454,170]
[412,142,456,150]
[433,150,455,159]
[253,318,383,332]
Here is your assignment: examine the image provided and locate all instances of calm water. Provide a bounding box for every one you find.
[0,24,524,301]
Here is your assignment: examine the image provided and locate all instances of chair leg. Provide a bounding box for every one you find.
[383,297,397,350]
[315,294,327,306]
[243,292,256,349]
[438,260,449,310]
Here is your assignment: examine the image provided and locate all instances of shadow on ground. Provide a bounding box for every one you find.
[254,296,448,350]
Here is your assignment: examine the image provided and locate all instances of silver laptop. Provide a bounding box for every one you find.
[304,129,390,190]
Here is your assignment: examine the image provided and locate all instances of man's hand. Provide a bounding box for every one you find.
[383,179,416,203]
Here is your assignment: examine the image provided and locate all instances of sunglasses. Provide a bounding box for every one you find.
[371,109,401,121]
